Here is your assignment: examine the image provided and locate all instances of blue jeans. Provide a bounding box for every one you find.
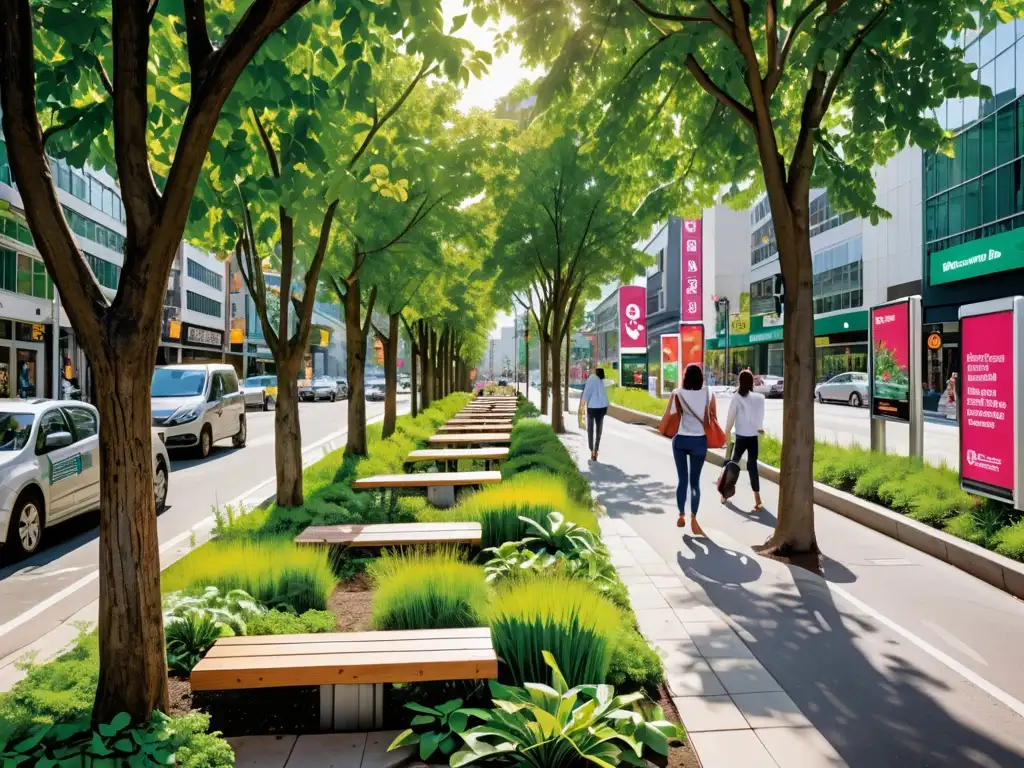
[672,434,707,516]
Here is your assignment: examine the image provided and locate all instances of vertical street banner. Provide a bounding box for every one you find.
[681,219,703,323]
[618,286,647,352]
[870,301,911,422]
[959,297,1023,510]
[661,334,680,393]
[680,324,705,370]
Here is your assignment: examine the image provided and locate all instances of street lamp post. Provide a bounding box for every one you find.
[717,297,730,386]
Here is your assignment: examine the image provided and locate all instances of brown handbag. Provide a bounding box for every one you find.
[658,394,682,438]
[678,391,728,449]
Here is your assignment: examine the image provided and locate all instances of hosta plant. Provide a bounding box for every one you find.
[165,610,233,675]
[482,541,618,593]
[162,586,265,636]
[520,512,600,555]
[388,699,489,761]
[450,651,681,767]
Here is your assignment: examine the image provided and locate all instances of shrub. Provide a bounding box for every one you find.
[165,611,232,676]
[416,471,597,549]
[162,587,265,636]
[994,517,1024,562]
[607,625,664,692]
[161,538,336,613]
[488,576,620,687]
[607,386,667,417]
[369,547,489,631]
[503,419,591,503]
[247,609,336,635]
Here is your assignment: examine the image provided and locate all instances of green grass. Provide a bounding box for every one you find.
[368,547,490,631]
[415,471,599,549]
[607,385,667,416]
[488,575,621,688]
[162,538,336,613]
[503,419,592,503]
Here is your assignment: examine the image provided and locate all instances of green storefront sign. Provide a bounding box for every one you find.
[705,309,867,350]
[929,229,1024,286]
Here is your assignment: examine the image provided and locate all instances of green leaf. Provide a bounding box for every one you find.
[409,715,436,726]
[387,729,420,750]
[450,13,468,33]
[418,731,441,760]
[403,702,439,716]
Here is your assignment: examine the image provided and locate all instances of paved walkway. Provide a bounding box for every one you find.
[553,395,1024,768]
[228,732,411,767]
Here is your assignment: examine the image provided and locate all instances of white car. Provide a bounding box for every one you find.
[302,376,339,402]
[241,375,277,411]
[816,372,869,407]
[0,400,170,560]
[151,364,246,458]
[753,375,784,398]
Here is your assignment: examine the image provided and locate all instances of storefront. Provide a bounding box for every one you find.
[157,321,226,365]
[0,319,48,398]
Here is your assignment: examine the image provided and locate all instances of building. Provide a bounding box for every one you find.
[156,242,229,367]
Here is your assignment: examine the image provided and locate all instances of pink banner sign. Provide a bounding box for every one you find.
[961,311,1015,498]
[870,302,910,422]
[619,285,647,352]
[681,219,703,323]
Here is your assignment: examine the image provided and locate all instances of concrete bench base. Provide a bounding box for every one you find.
[427,484,457,508]
[319,683,384,732]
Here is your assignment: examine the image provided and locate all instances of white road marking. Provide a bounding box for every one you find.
[0,413,390,640]
[921,618,990,667]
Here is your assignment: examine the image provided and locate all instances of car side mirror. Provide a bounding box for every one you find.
[44,431,74,450]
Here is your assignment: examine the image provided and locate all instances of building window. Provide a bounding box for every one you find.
[187,290,222,317]
[0,140,11,186]
[812,238,863,314]
[62,206,125,254]
[85,252,121,289]
[0,248,51,299]
[186,258,223,291]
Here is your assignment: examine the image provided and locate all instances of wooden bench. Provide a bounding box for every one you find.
[447,420,513,427]
[428,433,511,448]
[352,470,501,508]
[439,423,511,433]
[295,522,482,547]
[189,627,498,732]
[407,447,509,471]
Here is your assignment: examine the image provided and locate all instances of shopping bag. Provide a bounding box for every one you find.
[577,401,586,430]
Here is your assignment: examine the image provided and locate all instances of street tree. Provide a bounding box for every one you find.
[0,0,333,721]
[491,0,1022,555]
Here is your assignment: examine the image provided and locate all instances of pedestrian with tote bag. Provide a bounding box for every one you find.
[659,364,726,536]
[722,369,766,512]
[580,367,609,461]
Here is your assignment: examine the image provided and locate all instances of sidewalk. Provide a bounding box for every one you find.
[554,397,1024,768]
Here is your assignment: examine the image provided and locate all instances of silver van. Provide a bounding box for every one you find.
[151,364,246,458]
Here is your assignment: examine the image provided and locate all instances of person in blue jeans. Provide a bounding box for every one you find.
[666,363,715,536]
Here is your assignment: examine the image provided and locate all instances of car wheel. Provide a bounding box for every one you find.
[817,392,825,404]
[197,426,212,459]
[849,392,862,407]
[5,491,44,559]
[331,392,336,402]
[264,395,275,411]
[232,415,247,448]
[154,460,168,513]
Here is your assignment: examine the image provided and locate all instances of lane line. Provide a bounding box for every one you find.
[0,409,391,640]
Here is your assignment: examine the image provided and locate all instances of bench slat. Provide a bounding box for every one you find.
[205,636,495,658]
[295,522,481,546]
[351,471,501,489]
[216,627,492,646]
[406,448,509,462]
[439,424,511,433]
[427,434,511,445]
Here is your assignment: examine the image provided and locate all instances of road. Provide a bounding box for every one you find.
[0,396,406,673]
[714,392,961,469]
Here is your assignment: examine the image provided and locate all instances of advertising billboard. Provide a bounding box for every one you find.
[959,297,1023,509]
[620,353,648,389]
[661,334,680,393]
[870,301,911,422]
[619,285,647,353]
[680,324,705,370]
[681,219,703,323]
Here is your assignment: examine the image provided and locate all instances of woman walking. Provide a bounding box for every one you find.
[723,370,766,512]
[667,364,717,536]
[580,367,609,460]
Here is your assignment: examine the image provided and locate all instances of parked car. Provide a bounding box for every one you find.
[365,384,386,402]
[241,375,278,411]
[753,375,784,398]
[302,376,339,402]
[151,364,246,458]
[815,372,869,407]
[334,378,349,398]
[0,400,171,559]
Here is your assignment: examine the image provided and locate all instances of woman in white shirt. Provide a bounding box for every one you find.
[724,369,766,512]
[580,368,610,460]
[666,363,716,536]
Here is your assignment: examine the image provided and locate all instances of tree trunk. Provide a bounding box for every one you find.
[273,356,303,506]
[344,280,368,456]
[563,333,570,412]
[539,334,549,415]
[431,328,440,399]
[420,322,433,408]
[382,313,399,439]
[410,337,419,418]
[757,215,818,557]
[92,344,168,722]
[550,302,565,432]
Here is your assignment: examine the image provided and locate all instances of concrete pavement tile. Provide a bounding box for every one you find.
[360,731,416,767]
[706,658,782,694]
[640,560,677,576]
[672,695,749,732]
[665,657,727,697]
[732,691,811,729]
[689,729,778,768]
[610,551,641,568]
[285,734,366,768]
[627,584,670,609]
[654,637,701,663]
[756,727,848,767]
[671,603,723,623]
[650,574,685,588]
[614,565,650,582]
[635,608,688,640]
[228,735,296,768]
[683,622,754,658]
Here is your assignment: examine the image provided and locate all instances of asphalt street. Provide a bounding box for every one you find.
[0,396,406,667]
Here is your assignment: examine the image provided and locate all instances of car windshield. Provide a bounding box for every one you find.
[0,413,34,451]
[152,368,207,397]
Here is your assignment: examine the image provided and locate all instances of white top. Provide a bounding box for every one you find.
[581,374,610,409]
[668,386,712,437]
[726,392,766,438]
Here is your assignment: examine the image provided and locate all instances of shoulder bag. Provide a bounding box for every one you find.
[678,390,728,449]
[658,393,682,438]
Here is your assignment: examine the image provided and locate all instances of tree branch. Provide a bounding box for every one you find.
[293,200,340,353]
[819,3,889,115]
[361,195,444,256]
[770,0,827,96]
[684,54,755,127]
[630,0,715,24]
[89,52,114,97]
[765,0,778,88]
[361,285,379,338]
[251,109,281,178]
[183,0,215,76]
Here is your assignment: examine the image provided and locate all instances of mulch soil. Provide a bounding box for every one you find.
[327,572,374,632]
[655,683,703,768]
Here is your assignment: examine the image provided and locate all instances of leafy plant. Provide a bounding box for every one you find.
[607,626,664,693]
[247,609,337,635]
[482,537,620,602]
[450,651,681,767]
[388,699,489,761]
[0,710,230,768]
[520,512,600,555]
[163,586,265,636]
[488,576,620,687]
[369,547,489,631]
[994,517,1024,562]
[165,611,232,676]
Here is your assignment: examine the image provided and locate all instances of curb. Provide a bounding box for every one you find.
[606,402,1024,601]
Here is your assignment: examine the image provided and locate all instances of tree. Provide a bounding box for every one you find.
[492,0,1019,555]
[0,0,327,721]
